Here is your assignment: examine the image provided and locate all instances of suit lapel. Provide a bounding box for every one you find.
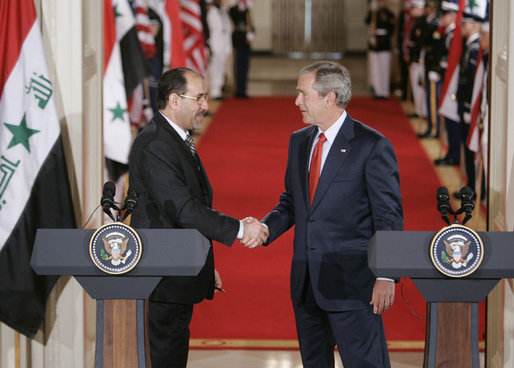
[156,114,212,206]
[196,154,213,206]
[300,126,318,209]
[310,115,355,211]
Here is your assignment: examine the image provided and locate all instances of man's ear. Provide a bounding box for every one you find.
[168,93,180,109]
[325,91,337,107]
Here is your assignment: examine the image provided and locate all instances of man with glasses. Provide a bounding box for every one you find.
[129,67,268,368]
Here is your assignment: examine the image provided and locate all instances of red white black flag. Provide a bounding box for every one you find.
[0,0,76,337]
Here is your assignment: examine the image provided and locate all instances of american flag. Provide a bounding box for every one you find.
[133,0,157,59]
[179,0,207,74]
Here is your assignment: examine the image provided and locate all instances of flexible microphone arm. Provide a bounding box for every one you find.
[436,186,454,225]
[458,186,475,225]
[120,187,138,222]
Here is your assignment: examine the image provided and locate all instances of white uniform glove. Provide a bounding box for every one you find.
[428,71,440,82]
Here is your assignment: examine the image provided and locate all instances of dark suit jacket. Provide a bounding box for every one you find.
[263,114,404,312]
[129,112,240,304]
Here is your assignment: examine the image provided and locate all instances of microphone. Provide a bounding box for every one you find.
[101,181,118,221]
[120,187,138,221]
[459,186,475,225]
[436,186,453,225]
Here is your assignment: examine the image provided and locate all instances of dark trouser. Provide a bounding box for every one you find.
[399,54,409,100]
[149,300,194,368]
[461,122,476,192]
[425,79,442,136]
[293,280,391,368]
[443,117,462,162]
[234,48,250,96]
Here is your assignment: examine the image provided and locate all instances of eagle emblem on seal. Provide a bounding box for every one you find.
[443,236,473,268]
[101,236,132,266]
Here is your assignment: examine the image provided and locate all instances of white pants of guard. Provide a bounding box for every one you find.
[208,51,230,99]
[369,51,391,98]
[409,62,426,117]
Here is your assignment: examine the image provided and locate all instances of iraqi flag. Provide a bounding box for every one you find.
[148,0,187,70]
[115,0,148,99]
[467,48,484,153]
[0,0,76,337]
[438,0,466,121]
[104,0,132,174]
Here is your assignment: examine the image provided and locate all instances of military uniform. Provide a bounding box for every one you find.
[408,15,427,118]
[434,22,462,166]
[420,11,442,138]
[365,5,396,98]
[457,33,480,192]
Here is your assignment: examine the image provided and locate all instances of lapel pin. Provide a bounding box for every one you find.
[341,149,347,153]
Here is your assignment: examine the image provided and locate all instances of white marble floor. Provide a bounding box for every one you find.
[188,350,426,368]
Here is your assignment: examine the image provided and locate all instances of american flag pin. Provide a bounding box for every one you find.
[341,149,346,153]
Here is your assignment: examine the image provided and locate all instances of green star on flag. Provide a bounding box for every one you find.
[108,102,127,122]
[468,0,478,12]
[114,4,122,18]
[4,113,40,153]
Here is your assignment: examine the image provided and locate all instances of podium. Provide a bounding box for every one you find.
[31,227,210,368]
[368,230,514,367]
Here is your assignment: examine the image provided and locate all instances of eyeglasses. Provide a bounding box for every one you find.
[179,93,209,104]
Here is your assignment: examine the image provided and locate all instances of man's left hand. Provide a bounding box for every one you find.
[370,279,395,314]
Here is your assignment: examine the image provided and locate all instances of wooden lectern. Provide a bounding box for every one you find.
[31,227,210,368]
[368,230,514,367]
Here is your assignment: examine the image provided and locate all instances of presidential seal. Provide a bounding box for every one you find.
[89,222,142,274]
[430,225,484,278]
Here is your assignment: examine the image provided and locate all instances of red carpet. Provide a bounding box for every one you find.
[189,96,485,350]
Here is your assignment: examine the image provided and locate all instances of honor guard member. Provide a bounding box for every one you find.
[434,0,460,166]
[418,0,441,138]
[457,9,482,196]
[407,0,427,120]
[206,0,233,100]
[365,0,396,99]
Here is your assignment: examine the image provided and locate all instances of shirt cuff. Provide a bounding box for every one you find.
[237,220,244,239]
[377,277,394,282]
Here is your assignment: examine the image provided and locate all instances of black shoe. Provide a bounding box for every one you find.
[235,94,250,99]
[417,132,438,139]
[434,157,459,166]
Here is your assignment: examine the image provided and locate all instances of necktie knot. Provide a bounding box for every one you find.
[318,133,327,145]
[185,135,196,156]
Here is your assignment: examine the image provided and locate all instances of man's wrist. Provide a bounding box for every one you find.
[237,220,244,239]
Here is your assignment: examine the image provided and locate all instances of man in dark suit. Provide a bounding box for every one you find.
[129,67,268,368]
[249,61,404,367]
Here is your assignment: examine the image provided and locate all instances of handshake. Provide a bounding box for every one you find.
[240,217,269,248]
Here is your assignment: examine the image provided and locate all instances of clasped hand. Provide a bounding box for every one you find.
[240,217,269,248]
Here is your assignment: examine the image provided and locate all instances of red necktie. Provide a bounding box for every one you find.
[308,133,326,205]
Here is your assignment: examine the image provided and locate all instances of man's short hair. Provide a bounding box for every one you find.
[300,61,352,108]
[156,67,201,110]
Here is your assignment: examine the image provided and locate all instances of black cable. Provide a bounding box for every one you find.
[400,279,426,320]
[82,204,102,229]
